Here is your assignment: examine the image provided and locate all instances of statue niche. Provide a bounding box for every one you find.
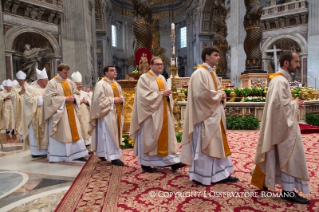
[139,53,149,73]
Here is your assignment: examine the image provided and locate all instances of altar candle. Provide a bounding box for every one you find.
[171,23,175,29]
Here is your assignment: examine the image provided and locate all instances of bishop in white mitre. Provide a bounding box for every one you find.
[0,80,16,135]
[13,70,29,139]
[71,71,92,150]
[23,68,49,157]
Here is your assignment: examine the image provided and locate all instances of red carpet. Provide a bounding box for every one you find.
[55,131,319,212]
[299,124,319,134]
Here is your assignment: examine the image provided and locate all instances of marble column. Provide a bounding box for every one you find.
[229,0,246,87]
[307,0,319,88]
[0,2,6,81]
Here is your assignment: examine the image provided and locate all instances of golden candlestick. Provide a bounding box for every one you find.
[169,65,181,131]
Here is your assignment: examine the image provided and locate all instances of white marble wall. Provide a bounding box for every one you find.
[61,0,96,87]
[307,0,319,88]
[229,0,246,87]
[0,2,6,82]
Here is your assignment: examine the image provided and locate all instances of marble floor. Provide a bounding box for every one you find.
[0,133,89,212]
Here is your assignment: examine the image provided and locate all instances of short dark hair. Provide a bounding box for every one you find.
[201,46,220,62]
[279,50,295,67]
[150,56,162,65]
[103,65,115,75]
[57,63,70,72]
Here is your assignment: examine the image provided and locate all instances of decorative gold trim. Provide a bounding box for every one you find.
[245,26,262,31]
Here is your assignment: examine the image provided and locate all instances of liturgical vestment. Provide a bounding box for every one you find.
[13,82,29,136]
[79,90,92,146]
[251,68,309,193]
[41,75,88,162]
[89,77,123,160]
[129,70,180,166]
[181,63,234,185]
[0,90,16,131]
[23,84,47,156]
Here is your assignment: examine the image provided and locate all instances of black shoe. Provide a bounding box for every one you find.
[111,159,124,166]
[11,130,14,135]
[217,176,239,183]
[142,165,154,173]
[88,151,93,155]
[263,186,269,191]
[99,157,106,161]
[171,163,187,172]
[31,154,47,158]
[192,180,208,186]
[281,191,310,204]
[6,130,10,135]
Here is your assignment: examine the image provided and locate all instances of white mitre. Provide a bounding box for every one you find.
[36,68,48,80]
[71,71,82,82]
[13,80,19,86]
[2,80,6,86]
[16,70,26,80]
[0,85,4,90]
[5,79,13,87]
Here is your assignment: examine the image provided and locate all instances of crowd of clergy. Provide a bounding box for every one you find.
[0,46,311,205]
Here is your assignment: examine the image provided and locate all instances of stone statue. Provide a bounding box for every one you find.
[139,53,149,73]
[22,44,49,81]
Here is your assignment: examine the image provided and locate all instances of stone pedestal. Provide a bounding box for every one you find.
[221,78,232,88]
[237,73,268,88]
[117,80,138,134]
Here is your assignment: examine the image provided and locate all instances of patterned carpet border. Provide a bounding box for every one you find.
[55,131,319,212]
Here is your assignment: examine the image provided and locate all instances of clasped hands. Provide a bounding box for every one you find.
[114,96,124,104]
[161,89,172,97]
[218,91,226,101]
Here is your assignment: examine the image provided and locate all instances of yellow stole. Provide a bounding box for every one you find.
[268,72,286,81]
[148,70,168,157]
[198,65,231,157]
[54,76,80,142]
[101,78,122,133]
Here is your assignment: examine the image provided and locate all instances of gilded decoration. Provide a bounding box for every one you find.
[243,0,264,73]
[213,0,228,77]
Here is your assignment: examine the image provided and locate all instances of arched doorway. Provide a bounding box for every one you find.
[262,34,307,83]
[12,32,55,81]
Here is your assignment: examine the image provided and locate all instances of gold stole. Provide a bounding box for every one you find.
[54,77,80,142]
[268,72,286,81]
[101,78,122,134]
[148,70,168,157]
[198,65,231,157]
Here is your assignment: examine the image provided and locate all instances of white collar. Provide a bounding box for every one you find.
[150,70,160,78]
[104,77,115,82]
[278,68,291,79]
[57,74,67,81]
[203,63,214,72]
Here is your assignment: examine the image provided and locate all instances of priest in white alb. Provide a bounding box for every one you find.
[251,50,310,204]
[23,68,49,157]
[181,46,238,185]
[71,71,92,151]
[0,79,16,135]
[129,57,186,173]
[88,65,124,166]
[13,70,29,139]
[41,63,88,162]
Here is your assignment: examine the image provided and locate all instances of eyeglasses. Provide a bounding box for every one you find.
[153,63,163,66]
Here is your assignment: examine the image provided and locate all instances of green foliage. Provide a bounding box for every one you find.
[226,116,260,130]
[244,97,266,102]
[132,65,139,74]
[180,88,188,96]
[306,113,319,127]
[176,131,183,143]
[121,134,134,149]
[223,88,231,96]
[234,88,241,96]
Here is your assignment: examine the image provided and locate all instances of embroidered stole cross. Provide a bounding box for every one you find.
[54,77,80,142]
[102,78,122,135]
[198,65,231,157]
[148,71,168,157]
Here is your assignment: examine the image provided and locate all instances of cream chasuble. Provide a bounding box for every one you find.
[41,77,83,144]
[180,64,230,166]
[13,83,29,135]
[78,90,92,145]
[0,90,16,130]
[88,78,124,152]
[23,84,47,151]
[129,71,178,158]
[251,69,309,193]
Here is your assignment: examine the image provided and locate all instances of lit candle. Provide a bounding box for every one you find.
[172,46,175,55]
[171,58,175,66]
[171,23,175,29]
